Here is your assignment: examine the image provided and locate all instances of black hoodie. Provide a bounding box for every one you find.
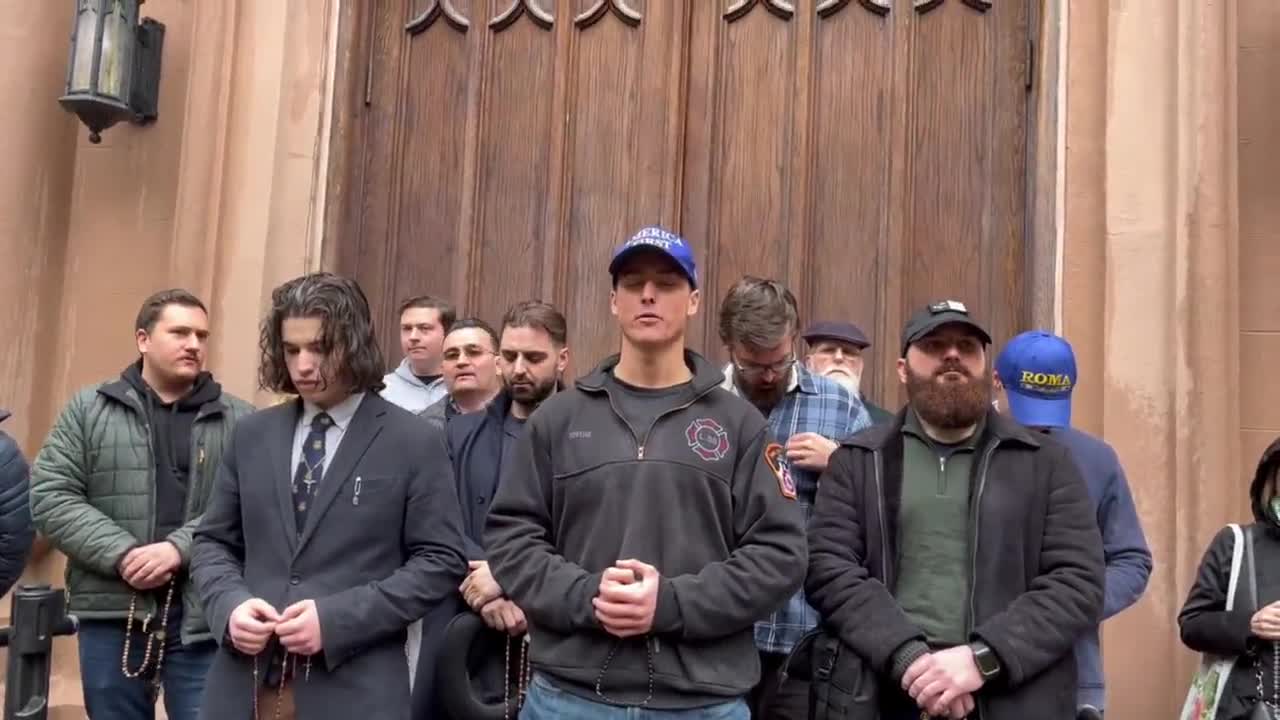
[484,351,806,710]
[1178,437,1280,719]
[122,361,223,542]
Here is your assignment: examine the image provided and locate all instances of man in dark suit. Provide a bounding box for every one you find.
[191,272,468,720]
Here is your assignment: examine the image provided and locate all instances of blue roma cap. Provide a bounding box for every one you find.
[995,330,1078,428]
[608,226,698,289]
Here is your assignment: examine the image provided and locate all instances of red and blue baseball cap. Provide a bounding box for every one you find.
[608,226,698,289]
[995,331,1077,428]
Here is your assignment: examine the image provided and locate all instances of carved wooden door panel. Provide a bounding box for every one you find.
[325,0,1032,404]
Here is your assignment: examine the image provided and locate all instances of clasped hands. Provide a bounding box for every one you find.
[461,560,526,636]
[461,558,659,639]
[592,558,659,638]
[119,542,182,591]
[228,598,323,657]
[901,646,984,719]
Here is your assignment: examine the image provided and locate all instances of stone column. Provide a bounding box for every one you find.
[0,3,77,454]
[204,0,336,405]
[1064,1,1240,716]
[0,5,81,715]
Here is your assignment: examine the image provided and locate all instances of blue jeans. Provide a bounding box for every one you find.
[78,604,216,720]
[520,673,749,720]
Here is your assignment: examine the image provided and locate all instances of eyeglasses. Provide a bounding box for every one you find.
[442,346,495,363]
[733,356,795,378]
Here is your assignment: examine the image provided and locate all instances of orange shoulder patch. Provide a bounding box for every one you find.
[764,442,797,500]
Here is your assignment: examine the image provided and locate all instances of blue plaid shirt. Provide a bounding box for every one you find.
[721,363,872,654]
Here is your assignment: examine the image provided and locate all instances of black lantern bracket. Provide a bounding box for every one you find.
[130,18,165,123]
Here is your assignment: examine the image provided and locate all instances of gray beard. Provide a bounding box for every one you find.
[821,370,862,396]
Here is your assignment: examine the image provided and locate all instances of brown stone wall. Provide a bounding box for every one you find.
[1062,1,1249,716]
[0,0,336,713]
[1239,0,1280,488]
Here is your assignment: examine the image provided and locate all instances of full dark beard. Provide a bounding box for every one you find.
[905,362,991,430]
[508,375,557,408]
[736,369,786,413]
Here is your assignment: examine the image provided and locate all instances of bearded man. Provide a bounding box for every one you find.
[801,320,894,424]
[803,300,1104,720]
[413,300,570,719]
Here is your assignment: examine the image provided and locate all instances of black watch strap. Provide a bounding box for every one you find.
[970,640,1001,679]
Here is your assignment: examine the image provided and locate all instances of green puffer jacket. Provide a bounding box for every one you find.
[30,376,254,644]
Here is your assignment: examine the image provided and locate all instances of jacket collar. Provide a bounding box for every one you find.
[576,350,724,396]
[846,406,1040,452]
[485,390,515,422]
[98,376,229,420]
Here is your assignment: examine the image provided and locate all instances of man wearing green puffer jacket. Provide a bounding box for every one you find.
[29,289,254,720]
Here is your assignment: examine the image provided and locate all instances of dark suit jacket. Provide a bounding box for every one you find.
[191,393,468,720]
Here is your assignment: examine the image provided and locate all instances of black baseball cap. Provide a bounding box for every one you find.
[801,321,871,350]
[900,300,992,356]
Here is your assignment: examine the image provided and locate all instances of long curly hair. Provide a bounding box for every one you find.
[258,272,386,395]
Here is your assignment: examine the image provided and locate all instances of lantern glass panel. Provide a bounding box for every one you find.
[97,0,135,101]
[68,0,100,93]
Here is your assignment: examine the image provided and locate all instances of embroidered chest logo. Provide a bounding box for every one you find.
[685,418,730,462]
[764,443,797,500]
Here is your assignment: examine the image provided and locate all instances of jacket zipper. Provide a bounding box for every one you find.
[186,406,217,522]
[873,450,890,588]
[141,424,157,547]
[633,388,712,657]
[129,398,159,621]
[601,384,716,460]
[878,431,1003,717]
[968,440,1001,720]
[597,381,712,656]
[601,389,642,457]
[967,441,1000,634]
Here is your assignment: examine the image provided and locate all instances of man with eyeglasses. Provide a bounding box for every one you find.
[714,277,871,720]
[805,300,1104,720]
[408,319,505,698]
[802,320,895,424]
[420,318,503,431]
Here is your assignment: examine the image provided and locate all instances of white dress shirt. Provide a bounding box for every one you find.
[290,392,365,480]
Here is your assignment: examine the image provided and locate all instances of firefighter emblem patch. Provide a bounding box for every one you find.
[685,418,730,462]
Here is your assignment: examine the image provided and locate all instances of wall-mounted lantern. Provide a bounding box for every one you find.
[58,0,165,144]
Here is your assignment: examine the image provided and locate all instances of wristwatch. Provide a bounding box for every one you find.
[969,640,1001,680]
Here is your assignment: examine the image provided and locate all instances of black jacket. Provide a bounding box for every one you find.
[1179,436,1280,719]
[484,351,806,709]
[414,392,524,720]
[864,400,895,426]
[447,391,521,560]
[0,410,34,595]
[806,408,1104,720]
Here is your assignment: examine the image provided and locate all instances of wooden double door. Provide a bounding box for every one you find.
[324,0,1037,407]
